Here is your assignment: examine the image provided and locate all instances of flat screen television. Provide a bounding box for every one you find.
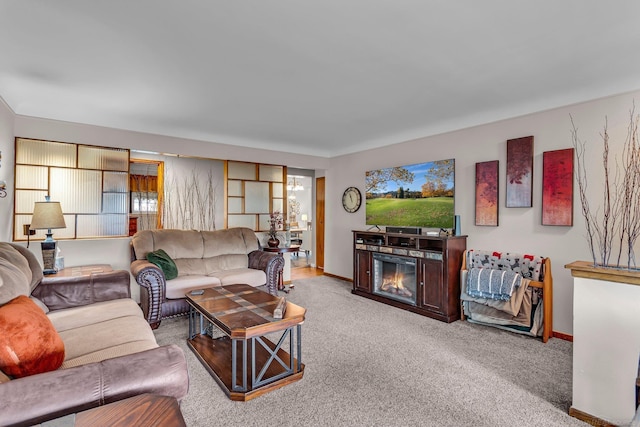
[365,159,455,229]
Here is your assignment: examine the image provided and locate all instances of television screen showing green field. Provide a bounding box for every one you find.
[365,159,455,229]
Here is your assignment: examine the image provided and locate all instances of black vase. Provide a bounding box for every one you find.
[268,237,280,247]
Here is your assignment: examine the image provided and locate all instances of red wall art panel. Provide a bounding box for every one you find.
[506,136,534,208]
[475,160,499,226]
[542,148,574,226]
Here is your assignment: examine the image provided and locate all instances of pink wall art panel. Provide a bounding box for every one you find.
[542,148,574,226]
[506,136,534,208]
[475,160,499,226]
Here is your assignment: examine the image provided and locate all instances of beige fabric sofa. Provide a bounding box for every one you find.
[130,227,284,328]
[0,243,189,426]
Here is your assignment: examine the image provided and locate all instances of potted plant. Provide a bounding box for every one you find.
[267,211,283,247]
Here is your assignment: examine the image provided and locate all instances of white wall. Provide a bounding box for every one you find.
[132,152,226,230]
[5,90,640,335]
[13,115,329,171]
[0,99,14,240]
[326,89,640,336]
[8,114,329,299]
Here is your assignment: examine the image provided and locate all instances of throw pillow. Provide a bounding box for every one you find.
[147,249,178,280]
[0,295,65,378]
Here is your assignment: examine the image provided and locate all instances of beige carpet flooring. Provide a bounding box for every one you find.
[153,275,585,427]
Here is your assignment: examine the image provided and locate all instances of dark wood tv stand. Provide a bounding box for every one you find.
[352,230,467,323]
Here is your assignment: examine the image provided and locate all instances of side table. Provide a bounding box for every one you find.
[41,264,114,282]
[262,245,300,292]
[75,393,186,427]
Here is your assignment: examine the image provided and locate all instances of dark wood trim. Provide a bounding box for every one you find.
[323,272,351,282]
[353,289,458,323]
[569,407,616,426]
[315,177,325,270]
[553,331,573,342]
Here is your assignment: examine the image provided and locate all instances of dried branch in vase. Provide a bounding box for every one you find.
[268,211,284,239]
[571,103,640,269]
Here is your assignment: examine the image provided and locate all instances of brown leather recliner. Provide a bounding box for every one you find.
[0,243,189,427]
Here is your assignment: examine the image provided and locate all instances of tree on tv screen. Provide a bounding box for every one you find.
[365,167,414,197]
[365,160,455,228]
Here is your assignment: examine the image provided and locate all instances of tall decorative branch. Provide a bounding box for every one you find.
[571,104,640,269]
[617,109,640,268]
[163,169,219,231]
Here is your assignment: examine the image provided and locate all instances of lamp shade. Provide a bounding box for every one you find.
[31,201,66,230]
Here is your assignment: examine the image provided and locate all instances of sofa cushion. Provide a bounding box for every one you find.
[147,249,178,280]
[48,299,143,332]
[204,253,250,274]
[7,244,43,291]
[0,295,65,378]
[165,275,222,299]
[61,340,158,369]
[0,243,33,306]
[213,268,267,287]
[174,258,206,276]
[58,315,157,362]
[202,228,256,257]
[133,229,204,260]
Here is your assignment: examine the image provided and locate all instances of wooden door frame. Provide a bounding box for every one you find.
[315,177,325,270]
[129,158,164,229]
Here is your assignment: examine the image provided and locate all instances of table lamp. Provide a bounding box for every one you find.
[301,214,310,230]
[30,196,66,275]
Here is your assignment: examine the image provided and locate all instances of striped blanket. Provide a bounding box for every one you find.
[467,267,523,301]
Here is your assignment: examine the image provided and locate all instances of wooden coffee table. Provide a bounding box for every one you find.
[185,284,306,401]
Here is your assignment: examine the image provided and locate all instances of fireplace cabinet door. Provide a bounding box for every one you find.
[354,250,372,292]
[420,259,443,313]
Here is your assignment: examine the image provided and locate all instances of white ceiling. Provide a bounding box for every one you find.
[1,1,640,158]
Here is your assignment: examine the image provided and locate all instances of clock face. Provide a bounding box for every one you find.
[342,187,362,213]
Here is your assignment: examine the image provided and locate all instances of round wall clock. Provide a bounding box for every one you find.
[342,186,362,213]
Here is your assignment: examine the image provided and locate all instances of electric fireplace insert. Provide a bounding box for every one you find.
[372,252,417,306]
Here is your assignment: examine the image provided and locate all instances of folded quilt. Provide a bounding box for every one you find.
[460,270,531,317]
[463,297,544,337]
[466,250,544,281]
[467,267,523,301]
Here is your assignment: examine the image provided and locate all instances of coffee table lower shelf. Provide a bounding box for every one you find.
[187,334,305,401]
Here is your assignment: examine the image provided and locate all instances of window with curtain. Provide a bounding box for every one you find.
[13,138,130,241]
[129,159,163,231]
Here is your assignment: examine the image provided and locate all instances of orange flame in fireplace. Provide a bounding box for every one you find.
[381,272,412,297]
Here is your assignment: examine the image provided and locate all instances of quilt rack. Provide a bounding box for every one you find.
[460,250,553,343]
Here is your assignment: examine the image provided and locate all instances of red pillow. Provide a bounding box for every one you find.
[0,295,65,378]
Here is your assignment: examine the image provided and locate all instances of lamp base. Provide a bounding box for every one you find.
[41,240,57,275]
